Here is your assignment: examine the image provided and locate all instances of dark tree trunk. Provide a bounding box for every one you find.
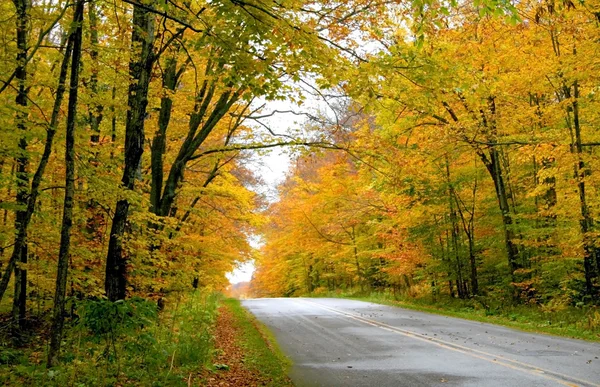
[48,0,84,366]
[453,162,478,296]
[467,234,477,296]
[567,81,598,295]
[150,54,179,213]
[487,146,521,277]
[88,0,103,145]
[85,1,106,238]
[446,158,467,298]
[155,86,241,217]
[442,98,520,282]
[105,4,156,301]
[110,85,117,157]
[0,1,75,305]
[12,243,27,332]
[11,0,30,326]
[0,0,29,313]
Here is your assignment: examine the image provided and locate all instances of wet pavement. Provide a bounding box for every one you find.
[242,298,600,387]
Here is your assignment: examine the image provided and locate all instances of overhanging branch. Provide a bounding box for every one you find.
[189,141,342,160]
[121,0,205,33]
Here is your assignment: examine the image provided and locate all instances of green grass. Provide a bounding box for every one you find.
[309,290,600,342]
[0,291,219,386]
[224,298,293,386]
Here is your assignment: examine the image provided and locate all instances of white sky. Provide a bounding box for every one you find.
[225,82,337,284]
[226,100,302,284]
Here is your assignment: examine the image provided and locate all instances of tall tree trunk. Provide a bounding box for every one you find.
[11,0,30,327]
[48,0,84,366]
[443,98,520,282]
[110,85,117,158]
[0,0,29,311]
[566,81,597,295]
[0,6,75,305]
[446,158,466,298]
[85,1,106,238]
[105,4,156,301]
[450,157,479,296]
[88,0,103,145]
[488,146,521,277]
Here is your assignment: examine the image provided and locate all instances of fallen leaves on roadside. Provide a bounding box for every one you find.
[201,306,269,386]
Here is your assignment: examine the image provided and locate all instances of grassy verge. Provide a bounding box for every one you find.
[309,290,600,341]
[224,298,293,386]
[0,291,219,386]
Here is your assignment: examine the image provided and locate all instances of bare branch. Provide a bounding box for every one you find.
[0,2,72,95]
[120,0,205,33]
[189,141,342,161]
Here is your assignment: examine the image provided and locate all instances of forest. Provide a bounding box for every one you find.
[250,0,600,331]
[0,0,599,385]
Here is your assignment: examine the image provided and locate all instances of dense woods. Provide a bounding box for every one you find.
[0,0,599,384]
[252,1,600,320]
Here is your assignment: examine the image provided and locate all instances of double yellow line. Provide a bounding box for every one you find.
[297,299,598,387]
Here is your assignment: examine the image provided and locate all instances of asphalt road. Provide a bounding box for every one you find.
[241,298,600,387]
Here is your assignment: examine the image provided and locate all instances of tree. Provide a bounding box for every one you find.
[48,0,84,366]
[105,2,157,301]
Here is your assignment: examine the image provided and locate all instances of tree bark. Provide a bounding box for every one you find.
[443,98,520,281]
[88,0,104,145]
[155,84,242,217]
[0,2,76,307]
[105,3,156,301]
[48,0,84,367]
[85,1,106,238]
[150,54,180,213]
[567,81,598,296]
[0,7,75,305]
[485,146,521,277]
[8,0,30,330]
[446,158,467,298]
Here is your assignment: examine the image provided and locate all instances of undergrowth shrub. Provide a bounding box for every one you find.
[0,291,219,386]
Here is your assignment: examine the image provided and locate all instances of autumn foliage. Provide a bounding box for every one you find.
[253,1,600,308]
[1,0,600,379]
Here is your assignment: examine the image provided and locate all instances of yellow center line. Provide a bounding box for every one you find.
[296,299,598,387]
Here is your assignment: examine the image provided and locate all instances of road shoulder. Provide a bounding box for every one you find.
[312,294,600,342]
[203,298,293,386]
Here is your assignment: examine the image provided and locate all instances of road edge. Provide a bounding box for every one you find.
[307,294,600,342]
[226,298,294,386]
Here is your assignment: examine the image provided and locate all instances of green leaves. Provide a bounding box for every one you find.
[79,297,158,339]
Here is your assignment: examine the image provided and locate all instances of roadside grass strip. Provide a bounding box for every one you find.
[225,298,294,386]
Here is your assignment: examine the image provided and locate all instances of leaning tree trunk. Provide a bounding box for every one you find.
[105,4,156,301]
[150,54,180,214]
[156,88,242,218]
[48,0,84,367]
